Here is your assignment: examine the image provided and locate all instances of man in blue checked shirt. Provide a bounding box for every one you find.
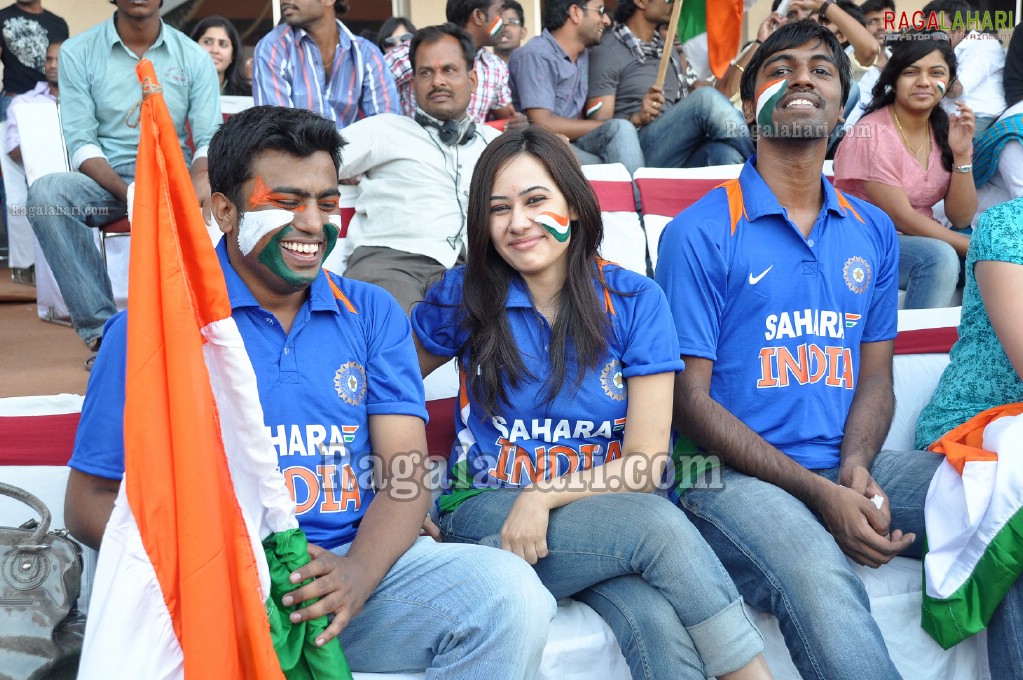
[253,0,400,128]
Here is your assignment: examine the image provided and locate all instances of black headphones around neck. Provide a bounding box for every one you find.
[415,112,476,146]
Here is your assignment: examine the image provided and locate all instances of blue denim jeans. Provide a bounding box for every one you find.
[572,118,645,177]
[677,448,1016,679]
[331,536,555,678]
[27,165,133,346]
[440,491,765,679]
[638,87,754,168]
[898,234,961,309]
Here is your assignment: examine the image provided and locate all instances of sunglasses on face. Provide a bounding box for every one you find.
[382,32,413,48]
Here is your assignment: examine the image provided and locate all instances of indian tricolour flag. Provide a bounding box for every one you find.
[78,60,350,679]
[922,403,1023,649]
[676,0,744,80]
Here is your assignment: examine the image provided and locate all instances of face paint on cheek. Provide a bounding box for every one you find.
[237,209,294,256]
[257,226,318,286]
[322,215,341,259]
[936,81,946,97]
[488,16,504,37]
[536,211,571,242]
[755,79,789,135]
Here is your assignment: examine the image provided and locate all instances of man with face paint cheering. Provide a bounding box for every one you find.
[340,25,501,314]
[386,0,526,129]
[253,0,399,128]
[27,0,220,362]
[64,104,556,678]
[655,20,960,679]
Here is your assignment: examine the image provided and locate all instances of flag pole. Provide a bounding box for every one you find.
[655,0,686,90]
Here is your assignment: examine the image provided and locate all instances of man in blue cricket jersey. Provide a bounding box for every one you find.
[63,105,554,677]
[655,19,955,679]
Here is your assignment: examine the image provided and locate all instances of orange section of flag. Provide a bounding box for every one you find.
[930,403,1023,475]
[707,1,744,81]
[124,60,283,678]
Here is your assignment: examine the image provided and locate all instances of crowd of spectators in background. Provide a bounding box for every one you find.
[4,0,1023,358]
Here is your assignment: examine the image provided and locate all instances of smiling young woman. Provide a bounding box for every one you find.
[190,16,251,96]
[834,33,977,309]
[411,126,774,680]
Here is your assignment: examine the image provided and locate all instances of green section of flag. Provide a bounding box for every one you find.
[437,458,489,513]
[921,506,1023,649]
[677,0,707,46]
[671,433,720,496]
[263,528,353,680]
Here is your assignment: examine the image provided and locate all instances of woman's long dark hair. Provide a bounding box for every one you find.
[864,34,958,172]
[190,16,251,97]
[462,127,610,417]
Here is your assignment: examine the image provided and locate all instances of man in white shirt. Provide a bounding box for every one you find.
[340,25,500,313]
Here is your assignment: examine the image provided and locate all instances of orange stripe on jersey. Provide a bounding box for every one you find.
[834,190,866,224]
[595,257,617,316]
[715,179,748,235]
[327,277,358,314]
[458,367,469,411]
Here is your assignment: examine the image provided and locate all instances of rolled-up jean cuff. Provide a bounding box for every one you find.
[686,597,764,676]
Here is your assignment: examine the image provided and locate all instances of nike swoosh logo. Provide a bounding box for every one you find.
[748,266,773,285]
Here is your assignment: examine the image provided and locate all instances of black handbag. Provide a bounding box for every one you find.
[0,481,85,680]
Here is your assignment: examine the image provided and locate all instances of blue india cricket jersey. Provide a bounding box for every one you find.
[70,241,427,549]
[655,157,899,470]
[412,262,684,512]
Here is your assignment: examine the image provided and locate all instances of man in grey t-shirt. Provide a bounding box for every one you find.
[586,0,752,168]
[509,0,644,174]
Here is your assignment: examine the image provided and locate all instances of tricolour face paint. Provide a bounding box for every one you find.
[755,78,789,134]
[488,16,504,37]
[936,80,946,97]
[536,211,571,242]
[237,209,294,256]
[249,176,307,211]
[257,220,341,286]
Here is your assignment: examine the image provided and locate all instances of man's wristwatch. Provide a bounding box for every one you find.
[818,0,833,17]
[953,163,973,174]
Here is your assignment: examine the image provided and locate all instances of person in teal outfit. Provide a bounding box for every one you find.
[915,195,1023,449]
[914,195,1023,677]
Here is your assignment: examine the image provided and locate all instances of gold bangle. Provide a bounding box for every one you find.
[731,61,744,73]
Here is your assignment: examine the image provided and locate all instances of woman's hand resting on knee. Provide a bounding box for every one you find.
[501,488,554,565]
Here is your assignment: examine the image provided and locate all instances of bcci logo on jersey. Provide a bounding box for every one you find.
[334,361,367,405]
[601,359,626,401]
[843,256,871,294]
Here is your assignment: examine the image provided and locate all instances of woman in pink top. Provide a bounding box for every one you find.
[834,34,976,309]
